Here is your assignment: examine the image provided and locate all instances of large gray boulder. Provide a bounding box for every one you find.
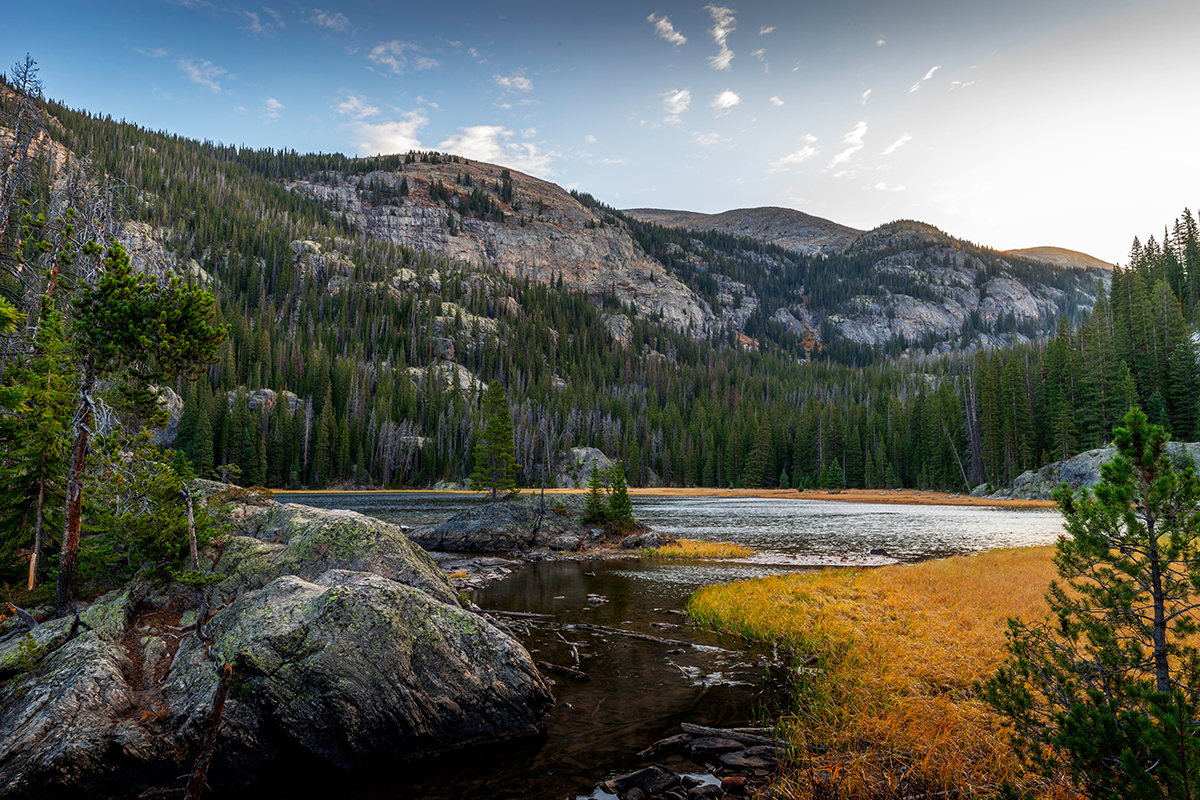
[0,492,552,799]
[408,500,586,552]
[984,441,1200,500]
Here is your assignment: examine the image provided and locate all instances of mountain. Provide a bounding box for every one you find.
[622,206,863,256]
[1,80,1160,498]
[1005,246,1115,271]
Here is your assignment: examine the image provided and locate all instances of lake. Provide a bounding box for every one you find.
[244,493,1063,799]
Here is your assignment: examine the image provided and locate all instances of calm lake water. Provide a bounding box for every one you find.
[245,493,1064,800]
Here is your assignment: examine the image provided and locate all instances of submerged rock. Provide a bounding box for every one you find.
[0,486,552,800]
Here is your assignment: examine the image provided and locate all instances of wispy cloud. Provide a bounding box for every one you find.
[876,37,886,46]
[875,182,905,192]
[135,47,169,58]
[750,47,768,71]
[336,94,379,119]
[662,88,691,124]
[367,41,439,74]
[585,134,597,143]
[692,132,727,147]
[882,134,911,155]
[760,25,775,35]
[711,89,740,113]
[240,8,283,35]
[909,64,941,93]
[705,4,736,71]
[263,97,284,120]
[352,109,429,154]
[494,71,533,92]
[828,121,867,170]
[647,13,687,47]
[438,125,558,176]
[309,8,350,32]
[468,47,484,61]
[861,89,872,106]
[769,96,784,107]
[950,79,978,90]
[176,58,227,93]
[770,139,819,172]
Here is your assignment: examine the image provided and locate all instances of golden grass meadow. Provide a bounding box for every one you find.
[687,546,1061,797]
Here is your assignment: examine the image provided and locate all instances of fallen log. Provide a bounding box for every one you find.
[572,623,693,647]
[637,732,693,758]
[680,723,790,748]
[537,660,590,681]
[483,609,554,619]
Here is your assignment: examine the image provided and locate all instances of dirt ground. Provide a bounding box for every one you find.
[275,486,1054,509]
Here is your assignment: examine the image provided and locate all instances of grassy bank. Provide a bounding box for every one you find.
[687,547,1058,797]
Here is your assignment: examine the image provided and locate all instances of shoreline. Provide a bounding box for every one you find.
[273,486,1054,509]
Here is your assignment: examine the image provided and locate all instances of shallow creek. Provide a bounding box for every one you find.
[241,493,1064,799]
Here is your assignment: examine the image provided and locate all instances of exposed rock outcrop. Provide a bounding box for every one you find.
[981,442,1200,500]
[285,163,709,332]
[555,447,617,489]
[408,499,589,552]
[0,489,552,799]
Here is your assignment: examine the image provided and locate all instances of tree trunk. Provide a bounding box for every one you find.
[56,357,93,615]
[26,475,45,591]
[184,484,199,571]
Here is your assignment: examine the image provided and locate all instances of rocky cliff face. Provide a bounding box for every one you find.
[623,206,863,256]
[0,488,552,799]
[284,162,709,333]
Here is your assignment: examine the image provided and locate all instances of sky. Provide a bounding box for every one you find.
[3,0,1199,264]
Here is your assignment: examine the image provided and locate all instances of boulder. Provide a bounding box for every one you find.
[0,489,553,799]
[408,500,589,552]
[989,442,1200,501]
[622,534,643,549]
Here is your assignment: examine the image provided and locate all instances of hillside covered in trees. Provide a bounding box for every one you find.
[1,65,1198,553]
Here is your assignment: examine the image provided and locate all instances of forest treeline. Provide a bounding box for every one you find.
[1,70,1199,537]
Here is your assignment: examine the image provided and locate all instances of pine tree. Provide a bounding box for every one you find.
[606,462,636,533]
[582,464,608,525]
[470,382,517,500]
[985,407,1200,797]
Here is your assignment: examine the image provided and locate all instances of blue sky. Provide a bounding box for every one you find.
[3,0,1199,263]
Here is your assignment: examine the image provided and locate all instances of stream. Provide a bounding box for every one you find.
[243,493,1065,799]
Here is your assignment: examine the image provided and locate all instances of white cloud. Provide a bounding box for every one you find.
[692,132,727,147]
[520,127,537,138]
[136,47,169,58]
[705,4,736,71]
[367,41,439,74]
[309,9,351,32]
[882,134,912,155]
[711,89,740,112]
[828,121,867,169]
[263,97,284,120]
[647,13,687,47]
[760,26,775,35]
[468,47,483,61]
[239,8,283,35]
[769,96,784,107]
[176,58,226,93]
[950,80,978,90]
[910,64,941,92]
[861,89,872,106]
[585,134,597,143]
[336,95,379,119]
[494,72,533,92]
[438,125,557,176]
[352,110,429,154]
[875,182,905,192]
[662,88,691,123]
[876,37,886,46]
[769,145,819,172]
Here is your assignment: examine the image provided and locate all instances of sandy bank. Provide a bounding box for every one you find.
[274,486,1053,508]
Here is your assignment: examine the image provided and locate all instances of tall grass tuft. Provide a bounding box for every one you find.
[644,538,754,560]
[687,546,1060,797]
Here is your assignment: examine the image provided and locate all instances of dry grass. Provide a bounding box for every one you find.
[644,538,754,560]
[445,569,470,580]
[687,546,1060,797]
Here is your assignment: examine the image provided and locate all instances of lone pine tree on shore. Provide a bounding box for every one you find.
[470,382,517,501]
[985,406,1200,798]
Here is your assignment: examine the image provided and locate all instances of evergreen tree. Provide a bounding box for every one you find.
[985,407,1200,797]
[470,382,517,500]
[582,464,608,525]
[606,462,636,533]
